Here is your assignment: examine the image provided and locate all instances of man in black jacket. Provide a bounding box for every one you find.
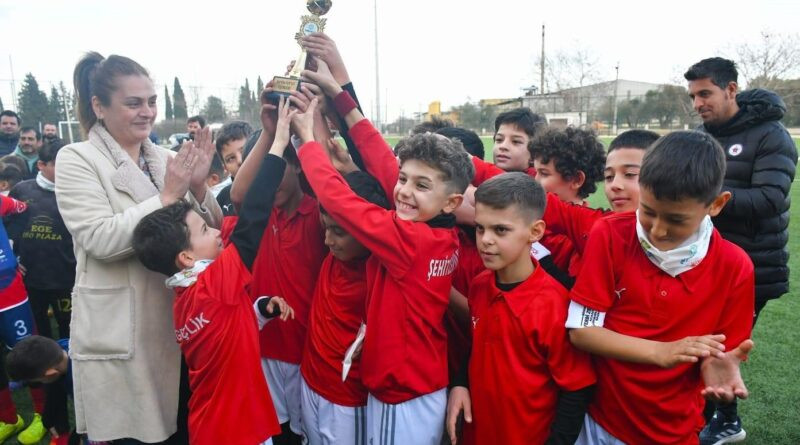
[685,57,798,445]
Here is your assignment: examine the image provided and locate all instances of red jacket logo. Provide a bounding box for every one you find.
[427,250,459,281]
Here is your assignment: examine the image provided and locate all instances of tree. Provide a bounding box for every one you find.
[173,77,188,119]
[643,85,692,128]
[0,97,4,112]
[256,76,264,97]
[17,73,50,127]
[732,32,800,89]
[164,85,174,121]
[201,96,227,122]
[47,86,62,125]
[533,43,603,93]
[453,102,481,130]
[238,78,253,120]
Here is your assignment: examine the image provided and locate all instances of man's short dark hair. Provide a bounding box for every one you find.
[19,126,41,140]
[436,127,485,159]
[608,129,661,152]
[640,130,725,205]
[683,57,738,90]
[396,133,475,194]
[133,200,194,276]
[38,140,67,164]
[529,127,606,199]
[0,110,20,125]
[494,107,545,138]
[320,171,390,215]
[412,117,454,135]
[187,115,206,128]
[215,121,253,155]
[475,172,546,221]
[6,335,64,382]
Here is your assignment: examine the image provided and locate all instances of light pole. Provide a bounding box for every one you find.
[373,0,381,133]
[612,63,619,135]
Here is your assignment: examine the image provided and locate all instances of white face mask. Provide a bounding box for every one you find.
[165,259,214,289]
[635,212,713,277]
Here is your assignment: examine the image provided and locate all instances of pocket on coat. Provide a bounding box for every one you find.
[70,285,134,360]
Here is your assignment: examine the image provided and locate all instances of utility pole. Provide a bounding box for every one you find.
[373,0,381,133]
[612,63,620,135]
[540,24,546,94]
[9,56,18,110]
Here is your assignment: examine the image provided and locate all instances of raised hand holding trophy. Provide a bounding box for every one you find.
[267,0,332,101]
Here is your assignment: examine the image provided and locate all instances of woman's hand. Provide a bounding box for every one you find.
[161,140,196,206]
[189,127,215,201]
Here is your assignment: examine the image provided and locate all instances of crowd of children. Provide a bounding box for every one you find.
[0,32,795,445]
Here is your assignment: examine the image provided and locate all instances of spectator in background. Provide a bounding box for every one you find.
[6,140,76,340]
[13,127,41,180]
[0,111,21,157]
[187,115,206,140]
[42,124,60,144]
[206,152,229,198]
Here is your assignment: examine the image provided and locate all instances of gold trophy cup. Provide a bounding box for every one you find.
[267,0,332,101]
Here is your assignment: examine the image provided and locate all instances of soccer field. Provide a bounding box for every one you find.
[7,139,800,444]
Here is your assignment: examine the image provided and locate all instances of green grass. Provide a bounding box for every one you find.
[5,138,799,444]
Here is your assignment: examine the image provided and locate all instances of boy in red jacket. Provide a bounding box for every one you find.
[132,102,297,445]
[446,173,595,445]
[568,131,754,444]
[294,60,474,444]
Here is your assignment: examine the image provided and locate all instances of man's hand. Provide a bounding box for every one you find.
[301,32,350,85]
[652,334,727,368]
[701,339,754,403]
[446,387,472,445]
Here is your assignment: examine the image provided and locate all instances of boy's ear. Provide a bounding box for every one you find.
[528,219,546,243]
[708,191,732,217]
[176,250,196,271]
[36,160,46,169]
[441,193,464,215]
[570,171,586,191]
[43,368,60,379]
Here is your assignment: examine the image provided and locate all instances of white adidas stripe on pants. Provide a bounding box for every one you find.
[300,376,367,445]
[366,388,446,445]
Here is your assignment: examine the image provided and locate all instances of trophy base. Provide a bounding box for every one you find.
[266,76,302,102]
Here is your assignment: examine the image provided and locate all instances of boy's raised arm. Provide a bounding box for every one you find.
[229,97,293,270]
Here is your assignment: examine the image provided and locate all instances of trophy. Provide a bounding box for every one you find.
[268,0,333,101]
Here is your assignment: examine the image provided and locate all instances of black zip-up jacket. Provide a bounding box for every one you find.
[700,88,798,302]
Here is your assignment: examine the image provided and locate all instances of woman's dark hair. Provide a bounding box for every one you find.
[73,52,150,134]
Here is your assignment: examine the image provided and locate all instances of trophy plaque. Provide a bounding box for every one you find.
[268,0,332,101]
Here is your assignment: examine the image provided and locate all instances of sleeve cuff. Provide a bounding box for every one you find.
[565,300,606,329]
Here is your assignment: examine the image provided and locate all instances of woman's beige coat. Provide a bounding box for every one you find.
[55,124,222,442]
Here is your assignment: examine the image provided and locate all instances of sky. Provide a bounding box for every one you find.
[1,0,798,124]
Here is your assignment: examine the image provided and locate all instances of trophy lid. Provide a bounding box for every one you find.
[307,0,332,16]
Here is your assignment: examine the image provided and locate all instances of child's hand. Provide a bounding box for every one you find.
[273,96,298,149]
[325,138,359,174]
[301,59,342,99]
[446,386,472,445]
[300,32,349,85]
[290,97,319,144]
[267,297,295,322]
[654,334,727,368]
[701,339,753,403]
[260,80,279,135]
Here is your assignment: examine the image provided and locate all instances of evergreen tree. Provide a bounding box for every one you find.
[201,96,227,122]
[238,78,252,119]
[17,73,50,127]
[0,96,4,112]
[256,76,264,98]
[173,77,188,119]
[48,85,63,124]
[164,85,174,120]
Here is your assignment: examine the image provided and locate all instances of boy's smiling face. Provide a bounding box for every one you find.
[219,138,245,178]
[637,187,728,251]
[492,123,531,172]
[179,211,223,268]
[604,148,644,213]
[394,159,461,222]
